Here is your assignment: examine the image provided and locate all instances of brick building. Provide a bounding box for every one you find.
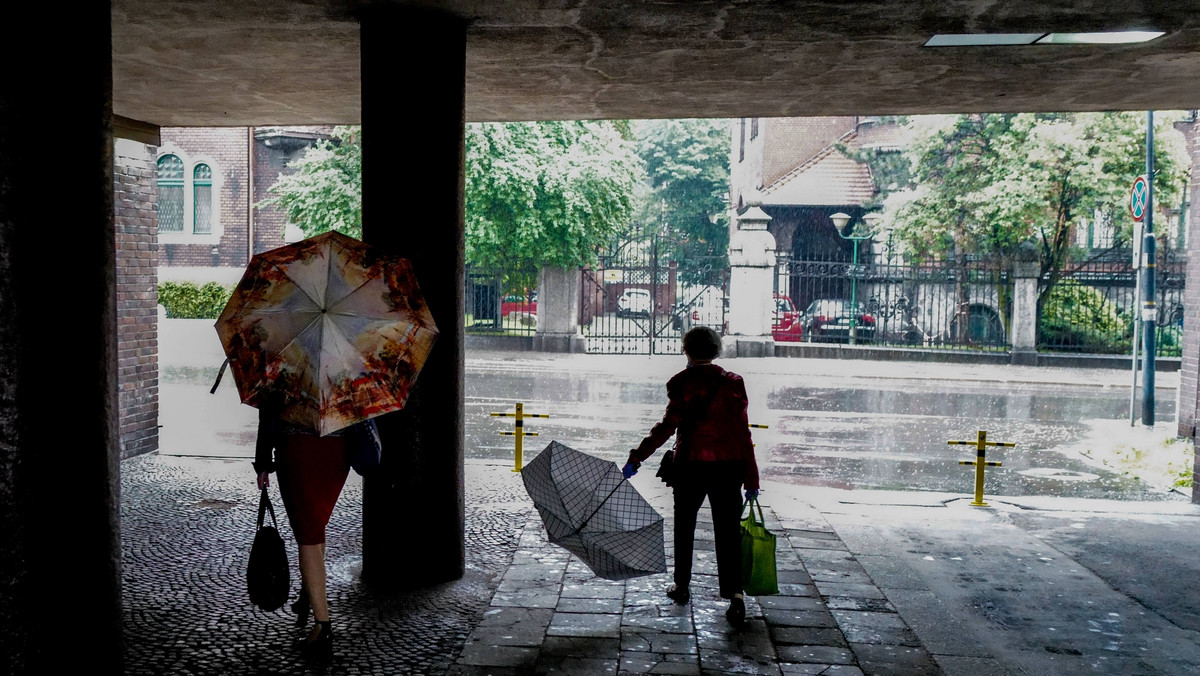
[729,116,906,262]
[156,125,334,282]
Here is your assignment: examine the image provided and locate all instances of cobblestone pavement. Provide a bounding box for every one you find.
[121,452,936,676]
[121,454,532,675]
[448,477,938,676]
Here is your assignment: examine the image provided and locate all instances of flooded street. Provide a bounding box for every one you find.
[160,320,1185,503]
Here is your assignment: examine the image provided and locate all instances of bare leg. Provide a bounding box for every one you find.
[298,543,329,641]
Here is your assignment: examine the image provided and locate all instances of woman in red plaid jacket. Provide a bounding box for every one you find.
[624,326,760,627]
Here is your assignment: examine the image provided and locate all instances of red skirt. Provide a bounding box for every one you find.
[275,433,350,546]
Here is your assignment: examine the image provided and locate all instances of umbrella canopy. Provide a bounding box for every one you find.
[522,441,666,581]
[214,231,438,436]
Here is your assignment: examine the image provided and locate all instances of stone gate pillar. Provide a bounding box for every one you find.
[360,6,467,587]
[535,266,585,352]
[727,204,776,357]
[1010,241,1041,365]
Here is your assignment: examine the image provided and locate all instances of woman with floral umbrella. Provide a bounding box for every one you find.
[216,231,438,657]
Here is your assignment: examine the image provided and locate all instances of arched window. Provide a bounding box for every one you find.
[157,154,185,233]
[156,146,222,244]
[193,163,213,234]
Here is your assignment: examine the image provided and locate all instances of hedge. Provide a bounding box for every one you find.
[158,281,234,319]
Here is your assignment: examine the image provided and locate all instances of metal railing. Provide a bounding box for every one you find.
[465,267,538,336]
[776,252,1012,351]
[1037,250,1185,357]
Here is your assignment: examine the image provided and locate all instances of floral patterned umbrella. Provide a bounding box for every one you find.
[215,231,438,436]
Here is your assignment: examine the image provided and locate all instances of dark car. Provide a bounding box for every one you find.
[801,298,876,343]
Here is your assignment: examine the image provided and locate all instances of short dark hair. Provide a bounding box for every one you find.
[682,326,722,360]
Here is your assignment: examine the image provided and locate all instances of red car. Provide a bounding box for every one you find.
[500,292,537,320]
[772,294,803,342]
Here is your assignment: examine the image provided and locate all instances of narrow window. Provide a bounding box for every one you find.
[750,117,759,140]
[193,163,213,234]
[739,118,746,162]
[157,154,184,232]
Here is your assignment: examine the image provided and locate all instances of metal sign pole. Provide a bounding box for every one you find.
[1142,111,1156,427]
[1130,220,1143,426]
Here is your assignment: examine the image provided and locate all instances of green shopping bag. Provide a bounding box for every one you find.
[740,498,779,596]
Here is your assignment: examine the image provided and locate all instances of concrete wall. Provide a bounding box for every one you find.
[114,139,159,459]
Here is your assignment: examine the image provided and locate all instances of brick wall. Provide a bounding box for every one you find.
[114,139,159,459]
[1174,116,1200,503]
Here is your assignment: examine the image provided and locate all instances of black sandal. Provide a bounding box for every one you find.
[298,620,333,659]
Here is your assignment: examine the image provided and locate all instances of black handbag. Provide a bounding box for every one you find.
[655,449,678,486]
[348,418,382,476]
[247,487,290,612]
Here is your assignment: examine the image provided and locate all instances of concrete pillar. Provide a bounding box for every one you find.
[360,6,467,587]
[535,266,585,352]
[0,2,122,671]
[1010,242,1041,365]
[727,204,777,357]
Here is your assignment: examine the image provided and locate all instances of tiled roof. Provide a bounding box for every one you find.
[759,130,876,208]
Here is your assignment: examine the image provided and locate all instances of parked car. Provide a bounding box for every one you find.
[616,288,653,317]
[500,292,536,319]
[800,298,876,343]
[772,294,803,342]
[500,291,537,326]
[678,285,727,334]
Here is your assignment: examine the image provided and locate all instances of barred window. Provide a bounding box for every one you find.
[193,163,213,234]
[157,154,185,233]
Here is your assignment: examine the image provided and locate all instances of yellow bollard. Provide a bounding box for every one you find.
[491,402,549,472]
[949,430,1012,506]
[748,422,767,447]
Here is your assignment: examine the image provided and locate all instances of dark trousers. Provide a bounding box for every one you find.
[672,460,744,599]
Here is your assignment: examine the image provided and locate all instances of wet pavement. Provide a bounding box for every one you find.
[136,321,1199,674]
[162,319,1185,504]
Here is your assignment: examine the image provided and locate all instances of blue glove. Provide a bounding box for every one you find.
[622,461,639,479]
[745,489,759,502]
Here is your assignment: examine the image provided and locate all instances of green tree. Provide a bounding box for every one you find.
[464,120,642,282]
[887,112,1188,274]
[259,126,362,238]
[884,112,1189,339]
[260,122,642,294]
[633,119,731,268]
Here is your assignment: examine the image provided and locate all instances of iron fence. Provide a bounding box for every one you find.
[1037,250,1186,357]
[776,252,1012,351]
[465,266,538,336]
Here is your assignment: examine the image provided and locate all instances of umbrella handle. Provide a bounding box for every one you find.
[210,358,230,394]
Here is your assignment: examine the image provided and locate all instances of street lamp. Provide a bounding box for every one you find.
[830,211,882,345]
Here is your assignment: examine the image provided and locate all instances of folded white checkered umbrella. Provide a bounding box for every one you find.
[522,441,666,580]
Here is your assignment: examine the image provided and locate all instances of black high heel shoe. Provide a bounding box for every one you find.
[298,620,333,659]
[291,593,311,628]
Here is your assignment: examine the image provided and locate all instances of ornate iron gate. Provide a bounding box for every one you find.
[580,226,727,355]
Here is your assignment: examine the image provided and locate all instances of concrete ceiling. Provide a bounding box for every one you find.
[112,1,1200,127]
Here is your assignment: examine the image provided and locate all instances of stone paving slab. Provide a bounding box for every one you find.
[451,475,939,676]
